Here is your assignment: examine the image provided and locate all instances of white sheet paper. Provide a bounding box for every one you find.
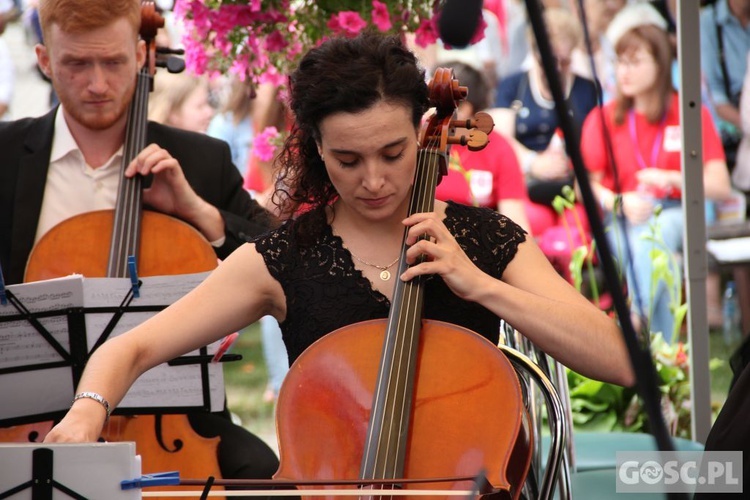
[0,275,83,369]
[83,273,225,411]
[707,237,750,263]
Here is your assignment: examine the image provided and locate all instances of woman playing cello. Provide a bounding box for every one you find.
[45,31,634,493]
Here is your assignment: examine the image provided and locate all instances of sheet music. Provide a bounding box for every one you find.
[0,272,227,423]
[83,272,225,411]
[0,276,84,420]
[0,442,140,499]
[0,275,83,369]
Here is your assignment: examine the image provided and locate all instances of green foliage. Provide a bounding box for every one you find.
[566,332,701,438]
[550,191,719,439]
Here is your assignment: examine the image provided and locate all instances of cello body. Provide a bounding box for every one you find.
[275,320,532,499]
[22,209,226,492]
[25,210,217,280]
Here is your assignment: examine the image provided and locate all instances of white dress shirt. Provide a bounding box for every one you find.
[35,108,123,243]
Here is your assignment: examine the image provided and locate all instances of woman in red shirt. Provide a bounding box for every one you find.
[581,3,731,341]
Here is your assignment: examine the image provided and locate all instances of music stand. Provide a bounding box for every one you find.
[0,442,140,500]
[0,272,231,427]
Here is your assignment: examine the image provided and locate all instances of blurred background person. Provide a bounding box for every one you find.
[435,60,532,234]
[485,0,533,82]
[581,3,731,341]
[148,70,214,133]
[491,7,598,240]
[0,0,16,120]
[700,0,750,173]
[732,51,750,192]
[243,81,290,403]
[570,0,628,103]
[207,76,255,179]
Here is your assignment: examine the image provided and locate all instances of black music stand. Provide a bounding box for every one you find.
[0,448,86,500]
[0,272,236,428]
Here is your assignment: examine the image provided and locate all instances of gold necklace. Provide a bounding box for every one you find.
[348,251,400,281]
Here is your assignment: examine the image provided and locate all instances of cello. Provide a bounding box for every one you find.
[3,2,226,493]
[273,68,533,499]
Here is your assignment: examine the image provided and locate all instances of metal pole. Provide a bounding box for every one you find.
[677,0,712,443]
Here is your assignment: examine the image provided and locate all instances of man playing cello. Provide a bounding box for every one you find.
[0,0,280,491]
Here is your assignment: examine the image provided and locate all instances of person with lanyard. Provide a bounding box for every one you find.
[580,2,731,341]
[43,30,634,467]
[0,0,280,492]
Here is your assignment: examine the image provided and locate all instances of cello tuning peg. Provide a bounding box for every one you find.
[449,118,472,130]
[156,47,185,56]
[470,112,494,135]
[464,129,489,152]
[156,56,186,74]
[447,130,490,151]
[166,57,185,74]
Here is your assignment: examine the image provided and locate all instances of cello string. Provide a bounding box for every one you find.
[112,70,139,276]
[364,86,464,485]
[393,134,438,474]
[366,131,435,481]
[382,130,443,481]
[116,69,149,277]
[124,70,150,275]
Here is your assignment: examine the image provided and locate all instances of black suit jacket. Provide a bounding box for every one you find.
[0,107,275,285]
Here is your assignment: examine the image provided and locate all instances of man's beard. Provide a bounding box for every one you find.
[54,82,135,131]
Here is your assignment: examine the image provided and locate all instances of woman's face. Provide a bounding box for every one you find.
[535,34,575,81]
[317,101,420,222]
[615,44,659,99]
[168,84,215,133]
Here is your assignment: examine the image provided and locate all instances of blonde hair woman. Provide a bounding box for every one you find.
[491,7,599,237]
[148,70,214,133]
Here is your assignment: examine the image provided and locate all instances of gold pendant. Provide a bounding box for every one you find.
[380,270,391,281]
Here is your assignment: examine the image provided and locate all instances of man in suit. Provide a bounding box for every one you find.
[0,0,280,491]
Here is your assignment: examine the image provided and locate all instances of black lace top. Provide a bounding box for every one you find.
[253,201,527,364]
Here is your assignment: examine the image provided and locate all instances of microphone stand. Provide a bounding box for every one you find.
[522,2,687,498]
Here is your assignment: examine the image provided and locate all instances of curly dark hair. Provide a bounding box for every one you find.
[273,31,429,241]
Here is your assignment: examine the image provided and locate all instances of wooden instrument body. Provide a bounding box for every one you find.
[22,209,226,491]
[25,210,217,280]
[275,319,532,500]
[271,66,532,499]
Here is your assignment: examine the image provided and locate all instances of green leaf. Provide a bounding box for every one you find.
[574,410,618,432]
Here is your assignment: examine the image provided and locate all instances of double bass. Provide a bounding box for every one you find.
[3,2,226,493]
[273,68,533,499]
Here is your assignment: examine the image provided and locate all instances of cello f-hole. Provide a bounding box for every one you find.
[155,414,184,453]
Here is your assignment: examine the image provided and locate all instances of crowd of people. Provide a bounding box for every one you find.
[2,0,750,494]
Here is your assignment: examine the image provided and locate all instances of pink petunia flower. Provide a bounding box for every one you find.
[413,18,439,48]
[328,11,368,37]
[253,127,281,162]
[264,30,289,52]
[371,1,392,32]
